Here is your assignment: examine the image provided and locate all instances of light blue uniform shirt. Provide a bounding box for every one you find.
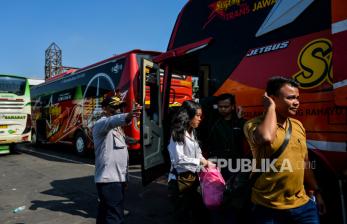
[92,113,129,183]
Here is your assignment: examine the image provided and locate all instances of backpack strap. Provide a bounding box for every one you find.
[250,119,292,185]
[269,119,292,160]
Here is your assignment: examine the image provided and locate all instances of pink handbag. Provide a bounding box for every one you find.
[199,166,226,209]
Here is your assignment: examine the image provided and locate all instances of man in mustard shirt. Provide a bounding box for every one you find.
[244,76,326,223]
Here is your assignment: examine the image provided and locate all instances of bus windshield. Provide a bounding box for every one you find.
[0,76,26,95]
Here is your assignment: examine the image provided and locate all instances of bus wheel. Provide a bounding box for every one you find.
[9,144,16,154]
[31,131,37,145]
[31,131,42,146]
[74,132,87,156]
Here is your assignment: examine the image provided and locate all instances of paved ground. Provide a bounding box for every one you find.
[0,144,173,224]
[1,144,345,224]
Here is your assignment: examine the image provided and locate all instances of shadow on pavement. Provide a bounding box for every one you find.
[28,174,174,223]
[17,143,95,165]
[29,175,97,219]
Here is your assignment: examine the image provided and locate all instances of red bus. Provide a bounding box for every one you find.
[140,1,347,223]
[31,49,192,156]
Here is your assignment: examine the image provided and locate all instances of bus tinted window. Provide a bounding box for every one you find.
[82,75,116,98]
[98,76,117,96]
[0,76,26,95]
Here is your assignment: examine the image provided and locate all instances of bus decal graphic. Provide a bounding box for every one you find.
[45,95,53,130]
[64,104,82,134]
[82,73,116,128]
[293,38,333,89]
[246,40,289,57]
[204,0,275,29]
[252,0,276,12]
[119,89,128,101]
[111,63,123,74]
[8,130,16,134]
[3,115,26,119]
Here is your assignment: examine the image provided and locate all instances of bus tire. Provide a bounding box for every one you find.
[9,144,16,154]
[31,131,40,146]
[74,131,87,156]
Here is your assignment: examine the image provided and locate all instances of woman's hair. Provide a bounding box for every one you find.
[171,100,201,144]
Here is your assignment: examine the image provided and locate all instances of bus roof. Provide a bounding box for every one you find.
[76,49,161,73]
[39,49,161,85]
[44,49,161,83]
[0,73,27,80]
[31,49,162,93]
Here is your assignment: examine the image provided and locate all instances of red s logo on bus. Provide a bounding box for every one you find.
[293,38,333,89]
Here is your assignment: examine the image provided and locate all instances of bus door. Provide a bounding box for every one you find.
[140,59,166,185]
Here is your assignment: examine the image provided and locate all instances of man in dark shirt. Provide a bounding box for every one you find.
[201,93,246,178]
[199,93,249,223]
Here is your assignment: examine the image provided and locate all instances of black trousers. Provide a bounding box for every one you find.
[168,178,209,224]
[96,182,125,224]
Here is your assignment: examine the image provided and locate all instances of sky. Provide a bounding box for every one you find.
[0,0,187,79]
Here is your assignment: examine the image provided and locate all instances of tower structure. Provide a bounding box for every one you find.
[45,42,62,79]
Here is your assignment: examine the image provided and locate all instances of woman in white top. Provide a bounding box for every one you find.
[168,100,213,224]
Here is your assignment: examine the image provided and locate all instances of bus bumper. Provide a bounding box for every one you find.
[0,145,10,154]
[0,134,31,145]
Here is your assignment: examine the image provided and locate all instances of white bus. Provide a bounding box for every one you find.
[0,74,32,154]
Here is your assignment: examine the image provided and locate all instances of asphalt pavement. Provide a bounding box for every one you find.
[0,144,173,224]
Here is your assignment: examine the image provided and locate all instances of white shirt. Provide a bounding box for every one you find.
[167,131,205,181]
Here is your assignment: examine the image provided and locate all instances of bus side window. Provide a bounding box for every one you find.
[146,73,160,125]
